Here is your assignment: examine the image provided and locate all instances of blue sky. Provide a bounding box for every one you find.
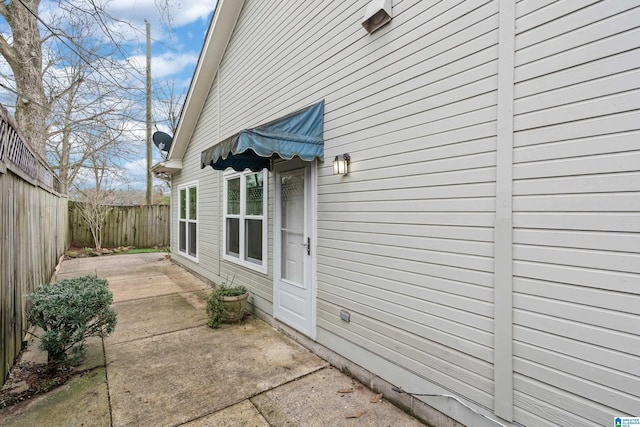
[103,0,217,190]
[0,0,217,191]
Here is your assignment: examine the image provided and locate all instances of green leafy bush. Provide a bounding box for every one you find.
[27,276,117,368]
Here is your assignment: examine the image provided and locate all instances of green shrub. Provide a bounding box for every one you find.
[27,276,117,368]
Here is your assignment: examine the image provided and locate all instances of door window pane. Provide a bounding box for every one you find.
[280,173,304,284]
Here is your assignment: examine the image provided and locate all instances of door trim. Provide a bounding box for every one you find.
[273,159,317,339]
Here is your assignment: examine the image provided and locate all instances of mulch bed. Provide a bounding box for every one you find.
[0,349,73,409]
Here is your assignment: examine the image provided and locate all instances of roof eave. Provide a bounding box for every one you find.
[167,0,245,161]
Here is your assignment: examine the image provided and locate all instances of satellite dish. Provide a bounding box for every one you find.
[152,131,173,152]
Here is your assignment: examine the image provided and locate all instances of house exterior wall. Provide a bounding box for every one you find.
[170,1,640,425]
[510,2,640,425]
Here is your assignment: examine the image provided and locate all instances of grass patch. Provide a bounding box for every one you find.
[116,247,168,255]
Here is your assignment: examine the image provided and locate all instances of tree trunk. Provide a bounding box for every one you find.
[2,0,48,158]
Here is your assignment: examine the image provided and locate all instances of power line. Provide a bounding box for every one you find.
[15,0,146,94]
[0,81,50,109]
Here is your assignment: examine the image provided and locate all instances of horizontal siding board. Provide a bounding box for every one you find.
[515,0,600,34]
[514,69,640,116]
[320,197,496,213]
[516,5,640,66]
[515,0,558,20]
[513,152,640,179]
[514,375,632,426]
[317,302,494,408]
[513,110,640,147]
[320,211,496,228]
[345,135,496,176]
[305,0,499,115]
[314,308,495,389]
[319,221,495,243]
[328,41,500,124]
[513,229,640,253]
[516,1,637,49]
[514,90,640,131]
[514,48,640,99]
[513,132,640,164]
[319,165,496,194]
[325,91,498,142]
[515,27,640,82]
[514,276,640,315]
[319,238,494,273]
[320,229,494,258]
[514,213,640,233]
[514,389,601,427]
[513,310,640,357]
[315,295,493,364]
[514,293,639,335]
[319,182,495,203]
[318,247,494,288]
[514,261,638,294]
[513,357,639,415]
[319,265,494,321]
[328,72,498,136]
[513,193,640,212]
[318,255,494,303]
[514,325,640,377]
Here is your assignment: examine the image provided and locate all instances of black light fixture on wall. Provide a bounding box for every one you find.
[333,153,350,175]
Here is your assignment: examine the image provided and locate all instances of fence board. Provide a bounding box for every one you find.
[1,105,68,385]
[68,202,170,249]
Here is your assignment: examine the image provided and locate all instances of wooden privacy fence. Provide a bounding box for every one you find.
[68,202,170,248]
[1,105,68,385]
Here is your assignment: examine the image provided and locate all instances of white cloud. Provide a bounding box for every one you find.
[127,51,199,79]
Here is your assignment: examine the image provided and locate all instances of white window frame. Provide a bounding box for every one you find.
[223,169,268,273]
[178,181,198,261]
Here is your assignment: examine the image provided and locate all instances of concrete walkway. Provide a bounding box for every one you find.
[0,253,425,426]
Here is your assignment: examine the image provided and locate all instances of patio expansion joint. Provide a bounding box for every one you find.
[105,323,209,348]
[173,363,332,426]
[102,336,115,427]
[111,289,209,306]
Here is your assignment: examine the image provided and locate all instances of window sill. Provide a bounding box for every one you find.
[177,251,199,263]
[223,254,267,274]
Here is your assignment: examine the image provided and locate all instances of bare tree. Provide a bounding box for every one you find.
[77,186,116,250]
[0,0,49,157]
[0,0,172,189]
[154,79,185,135]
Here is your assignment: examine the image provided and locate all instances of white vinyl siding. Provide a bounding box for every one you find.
[511,2,640,426]
[171,0,640,425]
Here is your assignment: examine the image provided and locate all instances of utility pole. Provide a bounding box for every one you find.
[145,20,153,205]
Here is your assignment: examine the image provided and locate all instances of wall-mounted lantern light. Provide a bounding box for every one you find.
[333,153,350,175]
[362,0,393,34]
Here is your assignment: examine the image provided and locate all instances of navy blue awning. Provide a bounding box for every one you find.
[201,100,324,172]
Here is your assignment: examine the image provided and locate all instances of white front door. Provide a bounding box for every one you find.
[274,162,314,337]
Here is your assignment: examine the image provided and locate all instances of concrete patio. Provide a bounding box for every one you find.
[0,253,426,426]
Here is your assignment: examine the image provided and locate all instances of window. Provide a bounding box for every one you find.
[178,183,198,259]
[224,170,267,272]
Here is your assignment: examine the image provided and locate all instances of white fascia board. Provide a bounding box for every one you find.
[151,159,183,173]
[167,0,245,161]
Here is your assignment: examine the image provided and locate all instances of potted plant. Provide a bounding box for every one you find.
[206,283,249,328]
